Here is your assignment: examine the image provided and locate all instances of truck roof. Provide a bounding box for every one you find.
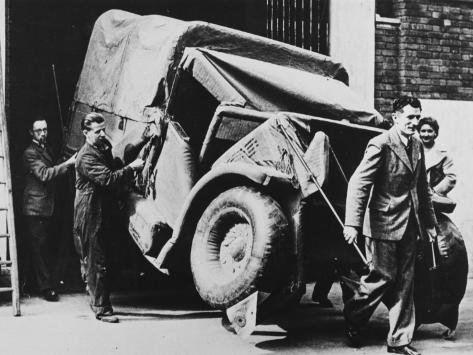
[74,10,382,126]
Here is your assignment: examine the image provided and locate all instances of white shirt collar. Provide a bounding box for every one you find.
[33,139,45,149]
[394,126,410,146]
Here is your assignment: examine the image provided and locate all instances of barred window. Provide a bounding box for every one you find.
[266,0,329,55]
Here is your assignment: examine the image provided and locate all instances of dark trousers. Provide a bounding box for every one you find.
[25,216,54,292]
[344,215,417,347]
[80,227,113,316]
[313,269,356,303]
[312,273,334,301]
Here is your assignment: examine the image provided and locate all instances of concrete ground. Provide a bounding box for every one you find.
[1,276,472,355]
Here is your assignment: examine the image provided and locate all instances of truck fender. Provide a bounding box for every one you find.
[154,162,296,272]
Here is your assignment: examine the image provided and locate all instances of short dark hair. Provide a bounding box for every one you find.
[418,116,439,135]
[30,115,47,130]
[392,96,422,113]
[81,112,105,131]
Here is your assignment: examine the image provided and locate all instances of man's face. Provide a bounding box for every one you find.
[419,124,437,147]
[31,120,48,145]
[392,104,421,137]
[84,122,106,147]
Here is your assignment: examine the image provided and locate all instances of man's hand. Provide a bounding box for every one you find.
[128,158,145,171]
[438,238,450,259]
[426,227,437,243]
[344,226,359,245]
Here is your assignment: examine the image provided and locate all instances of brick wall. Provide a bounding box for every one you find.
[375,19,401,117]
[374,0,473,118]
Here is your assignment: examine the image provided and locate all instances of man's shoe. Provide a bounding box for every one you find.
[43,289,59,302]
[387,344,421,355]
[96,314,119,323]
[442,328,456,340]
[311,297,334,308]
[345,325,362,348]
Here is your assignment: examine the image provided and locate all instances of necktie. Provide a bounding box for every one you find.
[406,139,412,163]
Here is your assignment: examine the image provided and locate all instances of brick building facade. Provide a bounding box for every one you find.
[375,0,473,118]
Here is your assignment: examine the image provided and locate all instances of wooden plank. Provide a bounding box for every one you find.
[277,0,284,41]
[0,211,7,234]
[311,0,319,52]
[0,183,7,209]
[295,0,302,47]
[0,212,6,260]
[319,0,329,55]
[303,0,311,50]
[0,43,21,315]
[283,0,290,43]
[289,0,295,45]
[272,0,278,39]
[266,0,272,38]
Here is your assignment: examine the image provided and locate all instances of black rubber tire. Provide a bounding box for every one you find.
[190,186,289,309]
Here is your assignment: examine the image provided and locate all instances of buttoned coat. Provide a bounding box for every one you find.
[22,142,69,216]
[73,142,133,254]
[345,127,437,241]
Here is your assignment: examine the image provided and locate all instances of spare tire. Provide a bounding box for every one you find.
[190,186,289,309]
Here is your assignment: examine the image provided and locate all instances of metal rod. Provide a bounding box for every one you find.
[329,146,348,184]
[51,64,65,141]
[430,240,438,270]
[276,120,368,265]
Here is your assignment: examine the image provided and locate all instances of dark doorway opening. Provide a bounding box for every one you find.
[6,0,266,294]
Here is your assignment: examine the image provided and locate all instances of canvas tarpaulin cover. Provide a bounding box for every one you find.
[180,48,383,125]
[74,10,356,123]
[213,115,329,197]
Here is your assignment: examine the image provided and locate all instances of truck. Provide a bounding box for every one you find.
[65,10,387,335]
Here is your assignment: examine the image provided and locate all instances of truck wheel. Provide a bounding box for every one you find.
[191,186,289,309]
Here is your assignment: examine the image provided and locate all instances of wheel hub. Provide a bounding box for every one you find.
[220,222,252,276]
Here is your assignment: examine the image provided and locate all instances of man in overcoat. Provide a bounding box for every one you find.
[23,118,76,301]
[74,112,143,323]
[343,96,437,355]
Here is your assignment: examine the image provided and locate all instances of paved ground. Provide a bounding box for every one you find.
[1,276,472,355]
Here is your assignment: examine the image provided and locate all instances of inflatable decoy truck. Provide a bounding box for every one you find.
[66,10,389,337]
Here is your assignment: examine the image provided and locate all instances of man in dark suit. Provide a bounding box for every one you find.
[343,96,437,355]
[22,118,76,301]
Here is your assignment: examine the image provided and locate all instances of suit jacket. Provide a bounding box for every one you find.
[345,127,437,241]
[22,142,70,216]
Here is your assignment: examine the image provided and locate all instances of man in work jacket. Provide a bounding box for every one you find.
[74,112,144,323]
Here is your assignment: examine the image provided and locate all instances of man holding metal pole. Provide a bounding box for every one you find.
[343,96,438,355]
